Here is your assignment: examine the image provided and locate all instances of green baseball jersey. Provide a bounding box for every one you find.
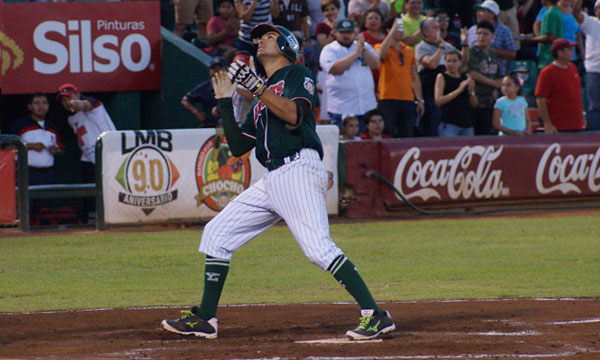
[240,64,323,167]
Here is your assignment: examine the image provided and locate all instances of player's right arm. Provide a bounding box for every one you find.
[212,71,256,156]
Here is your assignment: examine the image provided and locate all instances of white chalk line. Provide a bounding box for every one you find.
[549,318,600,325]
[295,338,383,344]
[303,351,600,360]
[3,297,599,315]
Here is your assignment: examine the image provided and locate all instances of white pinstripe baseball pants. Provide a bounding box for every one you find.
[199,148,343,270]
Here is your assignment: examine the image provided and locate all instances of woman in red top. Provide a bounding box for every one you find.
[361,8,385,47]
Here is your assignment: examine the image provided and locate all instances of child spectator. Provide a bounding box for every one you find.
[359,109,392,140]
[340,116,361,140]
[204,0,240,61]
[492,74,531,135]
[434,50,478,137]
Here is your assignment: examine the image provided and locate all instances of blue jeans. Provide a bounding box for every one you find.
[586,72,600,131]
[438,123,474,137]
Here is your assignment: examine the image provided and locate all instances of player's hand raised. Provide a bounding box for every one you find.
[212,71,237,99]
[227,56,265,96]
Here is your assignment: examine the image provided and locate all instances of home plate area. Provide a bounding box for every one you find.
[1,298,599,359]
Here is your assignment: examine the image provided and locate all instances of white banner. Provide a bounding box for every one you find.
[100,126,339,225]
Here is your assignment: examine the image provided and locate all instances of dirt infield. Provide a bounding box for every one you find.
[1,299,600,359]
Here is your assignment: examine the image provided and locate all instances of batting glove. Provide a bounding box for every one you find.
[228,58,265,96]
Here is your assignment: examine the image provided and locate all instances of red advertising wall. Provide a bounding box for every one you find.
[344,134,600,216]
[0,150,16,224]
[1,1,161,94]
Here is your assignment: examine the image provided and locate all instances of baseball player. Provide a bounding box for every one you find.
[161,24,395,341]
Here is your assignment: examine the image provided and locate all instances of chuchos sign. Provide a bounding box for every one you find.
[0,1,161,94]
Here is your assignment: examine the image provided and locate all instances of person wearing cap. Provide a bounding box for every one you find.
[468,21,502,135]
[524,0,563,69]
[375,16,424,138]
[573,0,600,130]
[57,83,116,181]
[181,56,227,127]
[319,18,380,131]
[466,0,517,76]
[534,38,586,133]
[57,83,116,224]
[161,23,396,341]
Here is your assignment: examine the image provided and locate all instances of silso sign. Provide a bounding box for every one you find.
[1,2,161,94]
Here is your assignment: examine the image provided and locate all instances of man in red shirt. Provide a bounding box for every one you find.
[534,38,586,133]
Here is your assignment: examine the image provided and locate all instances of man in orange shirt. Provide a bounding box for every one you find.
[375,18,424,138]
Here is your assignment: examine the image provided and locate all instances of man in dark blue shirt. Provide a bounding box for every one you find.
[181,57,226,127]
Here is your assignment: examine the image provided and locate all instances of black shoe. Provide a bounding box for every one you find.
[161,306,218,339]
[346,309,396,340]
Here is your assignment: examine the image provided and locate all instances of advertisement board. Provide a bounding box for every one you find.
[1,2,161,94]
[100,127,339,225]
[378,133,600,206]
[0,150,16,224]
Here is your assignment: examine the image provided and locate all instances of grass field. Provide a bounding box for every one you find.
[1,215,599,313]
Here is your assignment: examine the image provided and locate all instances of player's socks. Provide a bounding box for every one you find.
[197,256,230,320]
[328,255,384,315]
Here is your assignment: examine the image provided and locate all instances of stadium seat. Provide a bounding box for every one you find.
[509,60,538,96]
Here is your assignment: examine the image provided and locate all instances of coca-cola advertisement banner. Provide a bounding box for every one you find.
[1,1,161,94]
[381,133,600,206]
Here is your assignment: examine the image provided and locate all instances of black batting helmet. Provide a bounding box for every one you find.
[250,24,300,63]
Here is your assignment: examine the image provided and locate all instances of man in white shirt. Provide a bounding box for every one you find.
[573,0,600,130]
[319,18,379,134]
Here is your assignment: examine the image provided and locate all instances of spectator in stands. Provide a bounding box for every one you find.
[573,0,600,130]
[315,0,341,48]
[376,17,424,138]
[402,0,426,47]
[415,17,465,137]
[347,0,390,28]
[466,0,517,76]
[173,0,213,39]
[533,0,583,66]
[535,38,586,132]
[10,93,64,186]
[319,18,380,131]
[435,8,461,49]
[468,21,502,136]
[307,0,346,37]
[497,0,520,43]
[204,0,240,62]
[434,50,478,137]
[235,0,279,55]
[525,0,563,69]
[181,57,226,128]
[273,0,311,42]
[359,109,392,139]
[340,115,362,140]
[362,9,386,46]
[440,0,475,30]
[492,74,531,135]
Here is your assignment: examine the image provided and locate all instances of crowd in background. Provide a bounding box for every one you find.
[181,0,600,140]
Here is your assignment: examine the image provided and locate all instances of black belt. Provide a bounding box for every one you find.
[29,166,53,172]
[266,151,301,171]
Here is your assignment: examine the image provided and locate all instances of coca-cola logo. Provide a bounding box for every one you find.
[393,146,509,201]
[535,143,600,194]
